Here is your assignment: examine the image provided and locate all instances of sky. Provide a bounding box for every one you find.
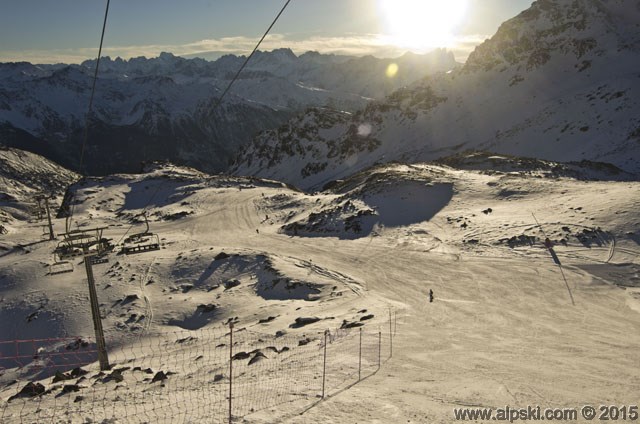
[0,0,533,64]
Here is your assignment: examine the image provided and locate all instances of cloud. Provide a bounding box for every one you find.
[0,33,489,64]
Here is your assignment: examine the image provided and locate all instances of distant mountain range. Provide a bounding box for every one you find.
[0,48,456,175]
[233,0,640,189]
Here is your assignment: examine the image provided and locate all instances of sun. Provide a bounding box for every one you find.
[378,0,468,51]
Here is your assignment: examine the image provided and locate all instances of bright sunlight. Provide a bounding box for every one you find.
[378,0,468,51]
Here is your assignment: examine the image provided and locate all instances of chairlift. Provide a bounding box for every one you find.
[55,227,109,259]
[48,253,74,275]
[54,238,84,260]
[121,213,160,254]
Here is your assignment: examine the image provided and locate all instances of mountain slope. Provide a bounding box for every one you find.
[0,49,456,175]
[0,146,78,232]
[232,0,640,190]
[0,160,638,422]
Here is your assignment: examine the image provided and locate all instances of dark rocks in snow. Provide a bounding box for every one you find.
[52,368,87,383]
[265,346,289,354]
[163,211,192,221]
[180,284,194,293]
[151,371,168,383]
[290,316,321,328]
[500,234,537,248]
[101,370,125,384]
[248,351,267,365]
[298,337,313,346]
[360,314,374,321]
[121,294,140,304]
[26,311,39,322]
[482,208,493,214]
[258,316,276,324]
[176,336,198,344]
[60,384,81,395]
[223,279,241,290]
[232,351,251,361]
[341,320,364,329]
[8,382,46,401]
[197,304,217,313]
[214,252,230,261]
[213,374,225,382]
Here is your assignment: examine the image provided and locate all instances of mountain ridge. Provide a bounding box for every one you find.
[0,49,456,175]
[232,0,640,190]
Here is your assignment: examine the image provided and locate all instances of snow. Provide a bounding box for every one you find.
[233,0,640,189]
[1,161,639,422]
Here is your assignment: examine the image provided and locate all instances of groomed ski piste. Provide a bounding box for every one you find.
[0,156,639,423]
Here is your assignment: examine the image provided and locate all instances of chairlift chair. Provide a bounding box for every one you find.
[121,213,160,254]
[54,239,84,260]
[49,253,74,275]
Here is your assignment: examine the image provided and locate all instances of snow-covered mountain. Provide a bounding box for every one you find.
[233,0,640,190]
[0,49,456,175]
[0,146,78,234]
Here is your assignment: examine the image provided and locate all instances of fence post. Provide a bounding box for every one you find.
[358,327,362,381]
[389,309,393,359]
[394,310,397,336]
[322,330,328,399]
[228,322,234,424]
[377,330,381,370]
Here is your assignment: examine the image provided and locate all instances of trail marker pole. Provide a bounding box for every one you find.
[378,330,381,370]
[43,197,55,240]
[532,213,575,306]
[229,322,234,424]
[389,309,393,358]
[34,194,55,239]
[358,328,362,381]
[83,249,109,370]
[322,330,328,399]
[394,310,397,336]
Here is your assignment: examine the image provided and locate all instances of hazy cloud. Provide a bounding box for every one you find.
[0,33,489,64]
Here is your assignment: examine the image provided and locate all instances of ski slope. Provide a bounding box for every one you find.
[0,162,639,422]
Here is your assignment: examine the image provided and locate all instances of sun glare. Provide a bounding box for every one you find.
[378,0,468,51]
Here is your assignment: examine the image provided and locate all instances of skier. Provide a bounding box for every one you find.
[429,289,434,303]
[544,237,553,249]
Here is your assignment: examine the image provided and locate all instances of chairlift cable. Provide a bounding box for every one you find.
[114,0,292,248]
[212,0,292,110]
[68,0,111,231]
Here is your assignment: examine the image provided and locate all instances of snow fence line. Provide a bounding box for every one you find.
[0,309,401,423]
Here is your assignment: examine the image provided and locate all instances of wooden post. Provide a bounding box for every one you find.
[43,197,55,240]
[389,309,393,359]
[394,310,397,336]
[229,322,234,424]
[322,330,328,398]
[358,328,362,381]
[378,330,381,370]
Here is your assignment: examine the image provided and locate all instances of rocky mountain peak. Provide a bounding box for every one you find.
[464,0,640,73]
